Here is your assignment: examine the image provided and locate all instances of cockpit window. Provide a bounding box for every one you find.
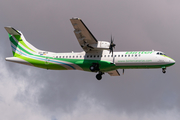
[157,52,167,56]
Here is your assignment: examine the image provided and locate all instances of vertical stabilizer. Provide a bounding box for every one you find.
[5,27,40,57]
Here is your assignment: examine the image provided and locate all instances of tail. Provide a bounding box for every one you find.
[4,26,41,57]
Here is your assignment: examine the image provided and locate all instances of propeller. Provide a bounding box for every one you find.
[109,35,116,56]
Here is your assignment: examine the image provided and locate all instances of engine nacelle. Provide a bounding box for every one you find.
[90,41,110,50]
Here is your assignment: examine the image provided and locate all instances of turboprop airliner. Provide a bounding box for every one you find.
[5,17,175,80]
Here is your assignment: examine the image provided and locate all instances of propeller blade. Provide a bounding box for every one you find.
[109,35,116,55]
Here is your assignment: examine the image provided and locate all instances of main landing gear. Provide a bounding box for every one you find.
[96,72,104,80]
[162,67,166,74]
[89,63,99,72]
[89,63,104,80]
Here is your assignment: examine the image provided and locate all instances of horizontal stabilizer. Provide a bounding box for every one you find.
[4,26,21,35]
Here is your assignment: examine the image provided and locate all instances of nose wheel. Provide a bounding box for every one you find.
[162,68,166,74]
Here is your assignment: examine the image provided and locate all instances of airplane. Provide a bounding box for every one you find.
[5,17,175,80]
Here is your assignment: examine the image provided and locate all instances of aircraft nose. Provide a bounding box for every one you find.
[169,58,175,64]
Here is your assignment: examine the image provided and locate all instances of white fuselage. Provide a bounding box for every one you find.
[47,50,175,69]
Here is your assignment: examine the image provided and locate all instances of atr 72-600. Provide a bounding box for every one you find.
[5,17,175,80]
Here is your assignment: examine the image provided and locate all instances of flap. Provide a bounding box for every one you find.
[107,70,120,76]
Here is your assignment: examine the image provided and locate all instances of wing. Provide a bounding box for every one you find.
[70,17,98,52]
[107,70,120,76]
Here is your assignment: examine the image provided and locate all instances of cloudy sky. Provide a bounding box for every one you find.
[0,0,180,120]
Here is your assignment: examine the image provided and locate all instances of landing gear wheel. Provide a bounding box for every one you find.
[96,72,104,80]
[96,74,102,80]
[90,66,95,72]
[162,68,166,74]
[162,70,166,74]
[89,63,100,72]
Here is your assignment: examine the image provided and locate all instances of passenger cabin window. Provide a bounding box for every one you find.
[97,55,99,57]
[118,55,120,57]
[59,56,61,58]
[114,55,116,57]
[128,55,130,57]
[122,55,123,57]
[104,55,106,57]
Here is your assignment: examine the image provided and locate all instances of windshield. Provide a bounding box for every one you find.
[156,52,166,56]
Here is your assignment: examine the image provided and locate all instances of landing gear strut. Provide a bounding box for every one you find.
[96,72,104,80]
[162,68,166,74]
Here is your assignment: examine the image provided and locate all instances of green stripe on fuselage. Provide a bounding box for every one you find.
[52,58,115,72]
[14,52,67,70]
[161,55,175,61]
[115,63,175,69]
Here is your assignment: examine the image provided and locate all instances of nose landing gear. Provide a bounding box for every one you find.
[162,67,166,74]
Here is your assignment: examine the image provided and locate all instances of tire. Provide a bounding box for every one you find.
[90,66,96,72]
[89,63,99,72]
[162,70,166,74]
[96,74,102,80]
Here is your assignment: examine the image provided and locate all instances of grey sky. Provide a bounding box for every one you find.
[0,0,180,120]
